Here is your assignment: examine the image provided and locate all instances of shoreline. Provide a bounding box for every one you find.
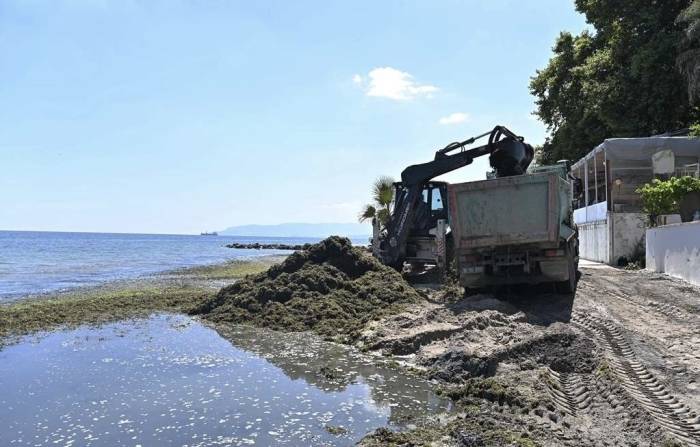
[0,255,285,347]
[0,253,289,304]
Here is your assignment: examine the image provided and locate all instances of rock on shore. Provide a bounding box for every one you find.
[226,242,313,251]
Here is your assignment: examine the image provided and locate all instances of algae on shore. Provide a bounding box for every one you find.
[192,237,421,342]
[0,258,275,345]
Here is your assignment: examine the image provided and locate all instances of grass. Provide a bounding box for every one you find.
[0,258,276,346]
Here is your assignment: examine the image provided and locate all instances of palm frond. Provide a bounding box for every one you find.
[376,207,391,227]
[372,176,395,207]
[358,204,376,223]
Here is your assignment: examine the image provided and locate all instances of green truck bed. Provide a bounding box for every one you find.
[448,171,573,250]
[447,170,577,291]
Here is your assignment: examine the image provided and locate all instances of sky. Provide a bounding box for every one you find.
[0,1,587,234]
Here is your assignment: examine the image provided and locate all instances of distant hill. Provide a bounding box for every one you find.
[219,223,371,238]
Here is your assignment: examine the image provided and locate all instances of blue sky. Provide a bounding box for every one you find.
[0,1,586,234]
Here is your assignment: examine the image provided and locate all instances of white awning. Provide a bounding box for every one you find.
[571,137,700,170]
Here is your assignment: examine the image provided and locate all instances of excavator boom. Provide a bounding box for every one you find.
[375,125,533,267]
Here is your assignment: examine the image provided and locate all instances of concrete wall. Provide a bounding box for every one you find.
[574,201,607,225]
[611,213,647,265]
[646,221,700,286]
[577,212,647,265]
[578,220,609,263]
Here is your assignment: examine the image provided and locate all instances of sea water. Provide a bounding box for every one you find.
[0,314,451,446]
[0,231,362,300]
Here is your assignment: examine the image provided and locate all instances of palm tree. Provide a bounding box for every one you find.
[677,1,700,104]
[358,176,395,229]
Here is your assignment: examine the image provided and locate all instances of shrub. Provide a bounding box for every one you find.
[636,176,700,224]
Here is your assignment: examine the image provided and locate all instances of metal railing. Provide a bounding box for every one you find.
[675,164,699,178]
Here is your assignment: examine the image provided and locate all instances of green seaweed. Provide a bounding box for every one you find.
[192,237,421,342]
[0,258,274,346]
[360,417,543,447]
[439,377,529,408]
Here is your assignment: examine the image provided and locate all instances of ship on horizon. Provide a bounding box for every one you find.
[200,231,218,236]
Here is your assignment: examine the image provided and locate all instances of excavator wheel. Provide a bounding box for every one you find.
[389,260,405,272]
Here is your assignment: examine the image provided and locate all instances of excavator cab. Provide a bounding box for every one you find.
[391,181,450,271]
[406,181,448,235]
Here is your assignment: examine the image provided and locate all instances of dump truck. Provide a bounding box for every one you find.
[447,162,578,293]
[371,126,578,293]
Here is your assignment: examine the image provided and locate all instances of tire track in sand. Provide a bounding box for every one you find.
[572,312,700,446]
[544,368,592,416]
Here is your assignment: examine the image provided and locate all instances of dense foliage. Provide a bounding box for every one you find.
[677,0,700,104]
[636,176,700,219]
[531,1,699,163]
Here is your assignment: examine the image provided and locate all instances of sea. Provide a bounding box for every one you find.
[0,231,366,301]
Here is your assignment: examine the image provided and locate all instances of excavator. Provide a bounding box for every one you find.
[372,125,535,271]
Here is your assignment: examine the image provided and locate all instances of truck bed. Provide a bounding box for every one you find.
[447,171,571,251]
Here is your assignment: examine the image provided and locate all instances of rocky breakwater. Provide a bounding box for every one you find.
[225,242,313,251]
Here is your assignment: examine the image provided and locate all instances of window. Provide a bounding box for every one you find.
[431,187,444,211]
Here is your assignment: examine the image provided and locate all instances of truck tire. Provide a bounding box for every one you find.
[555,243,577,294]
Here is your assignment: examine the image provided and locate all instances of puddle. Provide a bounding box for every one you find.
[0,314,451,446]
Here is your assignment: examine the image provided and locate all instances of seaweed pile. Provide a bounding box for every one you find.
[192,236,420,341]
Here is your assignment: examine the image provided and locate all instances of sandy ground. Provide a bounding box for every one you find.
[360,262,700,446]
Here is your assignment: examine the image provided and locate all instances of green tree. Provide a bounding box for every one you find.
[531,0,698,163]
[677,0,700,103]
[358,176,395,228]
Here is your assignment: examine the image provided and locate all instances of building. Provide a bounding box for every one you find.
[570,136,700,265]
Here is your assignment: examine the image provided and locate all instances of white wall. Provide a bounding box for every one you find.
[611,213,647,265]
[646,221,700,286]
[578,220,609,263]
[574,201,607,225]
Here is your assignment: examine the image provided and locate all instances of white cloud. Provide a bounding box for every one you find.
[355,67,438,100]
[438,112,470,125]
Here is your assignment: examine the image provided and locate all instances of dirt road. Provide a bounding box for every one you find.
[360,261,700,446]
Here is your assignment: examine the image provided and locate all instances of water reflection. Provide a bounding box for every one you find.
[0,314,450,446]
[213,323,451,426]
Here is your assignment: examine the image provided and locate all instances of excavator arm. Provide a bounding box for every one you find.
[375,125,533,267]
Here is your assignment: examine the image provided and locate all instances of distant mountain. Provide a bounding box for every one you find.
[219,223,371,238]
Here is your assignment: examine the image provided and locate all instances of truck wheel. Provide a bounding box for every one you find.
[555,245,577,294]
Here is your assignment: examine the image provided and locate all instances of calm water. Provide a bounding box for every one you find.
[0,314,450,446]
[0,231,350,300]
